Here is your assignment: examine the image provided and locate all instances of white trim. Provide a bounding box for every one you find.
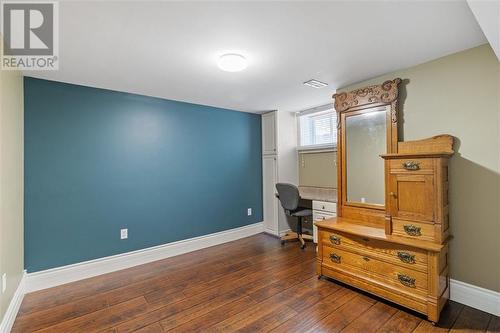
[0,271,26,333]
[450,279,500,316]
[296,103,333,116]
[25,222,264,293]
[279,228,291,237]
[297,146,337,153]
[263,228,279,237]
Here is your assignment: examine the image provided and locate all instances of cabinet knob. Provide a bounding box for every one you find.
[389,192,397,198]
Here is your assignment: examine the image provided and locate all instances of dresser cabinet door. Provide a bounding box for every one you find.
[389,174,434,222]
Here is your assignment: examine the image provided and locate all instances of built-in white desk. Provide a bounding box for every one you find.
[298,186,337,243]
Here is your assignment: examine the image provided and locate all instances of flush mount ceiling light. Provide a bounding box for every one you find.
[217,53,248,72]
[303,79,328,88]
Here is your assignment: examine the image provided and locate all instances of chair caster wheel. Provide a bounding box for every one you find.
[300,244,306,249]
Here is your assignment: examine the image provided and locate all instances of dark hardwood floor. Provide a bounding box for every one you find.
[12,233,499,332]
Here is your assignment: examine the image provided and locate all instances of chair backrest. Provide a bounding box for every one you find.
[275,183,300,212]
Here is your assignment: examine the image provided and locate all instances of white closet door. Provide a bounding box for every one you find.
[262,155,279,235]
[262,112,277,155]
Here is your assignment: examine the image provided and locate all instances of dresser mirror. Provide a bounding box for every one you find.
[345,106,388,206]
[334,78,401,224]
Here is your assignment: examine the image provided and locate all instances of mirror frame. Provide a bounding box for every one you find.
[333,78,401,225]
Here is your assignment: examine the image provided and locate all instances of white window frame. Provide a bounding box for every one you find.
[296,104,337,151]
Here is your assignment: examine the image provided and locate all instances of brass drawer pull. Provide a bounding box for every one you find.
[397,251,416,264]
[397,274,416,288]
[329,253,341,263]
[403,225,422,236]
[329,235,341,245]
[402,161,420,171]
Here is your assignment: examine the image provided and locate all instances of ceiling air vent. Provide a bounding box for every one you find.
[303,79,328,88]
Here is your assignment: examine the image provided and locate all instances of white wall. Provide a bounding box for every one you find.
[0,41,24,321]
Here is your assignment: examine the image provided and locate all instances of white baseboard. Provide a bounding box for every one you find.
[0,271,26,333]
[26,222,264,293]
[450,279,500,316]
[263,228,279,237]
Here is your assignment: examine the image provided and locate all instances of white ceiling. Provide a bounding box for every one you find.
[26,1,487,113]
[467,0,500,61]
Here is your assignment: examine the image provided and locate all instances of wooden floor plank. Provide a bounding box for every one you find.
[158,291,253,331]
[376,310,422,333]
[270,287,358,333]
[449,306,492,333]
[305,294,376,333]
[11,294,108,332]
[486,316,500,333]
[165,296,258,333]
[11,234,494,333]
[36,297,150,333]
[340,301,398,333]
[413,301,464,333]
[132,322,165,333]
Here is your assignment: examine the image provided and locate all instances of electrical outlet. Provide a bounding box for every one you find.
[2,273,6,293]
[247,208,252,216]
[120,228,128,240]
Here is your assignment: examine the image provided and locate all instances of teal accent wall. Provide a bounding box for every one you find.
[24,77,263,272]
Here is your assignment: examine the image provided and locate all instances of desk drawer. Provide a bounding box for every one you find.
[313,211,336,243]
[323,246,427,294]
[313,200,336,213]
[321,230,427,272]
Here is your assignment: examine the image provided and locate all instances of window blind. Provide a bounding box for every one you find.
[298,106,337,149]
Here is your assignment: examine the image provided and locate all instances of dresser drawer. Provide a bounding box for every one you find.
[322,246,428,294]
[389,158,434,174]
[313,200,336,213]
[392,219,436,242]
[321,230,428,272]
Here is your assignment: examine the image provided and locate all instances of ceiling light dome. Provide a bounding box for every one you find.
[217,53,248,72]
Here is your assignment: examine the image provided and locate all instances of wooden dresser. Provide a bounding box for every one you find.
[315,79,454,323]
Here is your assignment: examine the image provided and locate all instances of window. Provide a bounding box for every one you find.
[297,105,337,150]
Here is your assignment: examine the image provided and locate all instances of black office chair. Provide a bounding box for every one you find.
[275,183,313,249]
